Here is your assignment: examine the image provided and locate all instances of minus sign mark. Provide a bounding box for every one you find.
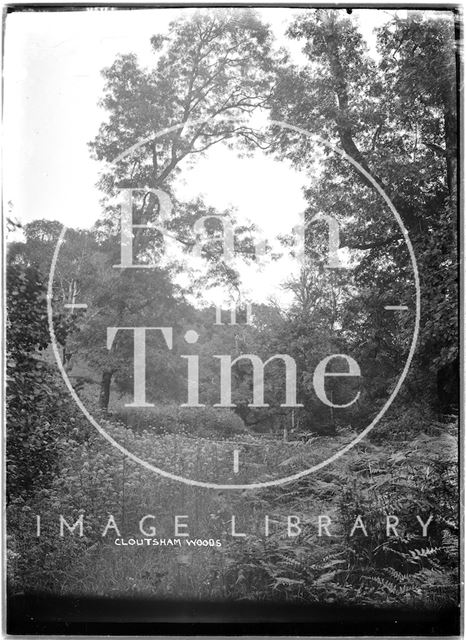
[233,450,239,474]
[64,303,88,310]
[384,305,409,311]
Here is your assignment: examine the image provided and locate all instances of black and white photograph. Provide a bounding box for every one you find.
[3,2,461,635]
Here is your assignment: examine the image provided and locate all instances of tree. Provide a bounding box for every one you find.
[271,9,458,411]
[84,9,278,409]
[90,8,274,194]
[6,264,74,499]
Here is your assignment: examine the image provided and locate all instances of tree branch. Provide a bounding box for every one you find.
[341,232,403,250]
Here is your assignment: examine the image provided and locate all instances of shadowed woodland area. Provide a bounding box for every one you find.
[7,8,459,613]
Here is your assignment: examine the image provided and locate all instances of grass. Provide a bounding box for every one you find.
[7,413,459,607]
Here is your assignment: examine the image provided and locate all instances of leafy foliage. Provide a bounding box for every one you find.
[6,264,76,499]
[6,8,459,612]
[6,417,458,605]
[115,404,248,438]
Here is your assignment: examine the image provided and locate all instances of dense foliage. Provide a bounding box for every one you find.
[6,7,458,609]
[7,414,458,606]
[6,264,77,499]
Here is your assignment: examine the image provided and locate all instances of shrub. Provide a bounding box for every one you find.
[6,264,81,501]
[113,404,248,438]
[220,418,459,607]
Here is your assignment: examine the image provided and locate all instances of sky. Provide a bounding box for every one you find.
[3,7,400,304]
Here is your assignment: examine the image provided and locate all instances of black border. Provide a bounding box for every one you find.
[6,594,462,635]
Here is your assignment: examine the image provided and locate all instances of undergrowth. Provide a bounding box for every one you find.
[7,414,458,608]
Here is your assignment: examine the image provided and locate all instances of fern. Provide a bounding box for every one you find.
[409,546,441,560]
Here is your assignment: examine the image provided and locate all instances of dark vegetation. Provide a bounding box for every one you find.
[6,8,458,607]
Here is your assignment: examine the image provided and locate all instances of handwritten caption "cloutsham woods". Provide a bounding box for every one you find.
[114,538,222,547]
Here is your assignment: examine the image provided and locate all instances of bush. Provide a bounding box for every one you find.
[368,403,444,444]
[6,264,81,501]
[220,419,459,607]
[113,404,248,438]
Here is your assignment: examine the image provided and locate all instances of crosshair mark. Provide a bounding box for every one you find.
[384,305,409,311]
[233,450,239,474]
[64,303,88,311]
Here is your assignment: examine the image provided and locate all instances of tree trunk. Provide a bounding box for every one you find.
[324,18,421,235]
[99,370,113,412]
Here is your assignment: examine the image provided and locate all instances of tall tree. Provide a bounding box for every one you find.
[90,8,274,194]
[271,9,458,410]
[85,9,276,408]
